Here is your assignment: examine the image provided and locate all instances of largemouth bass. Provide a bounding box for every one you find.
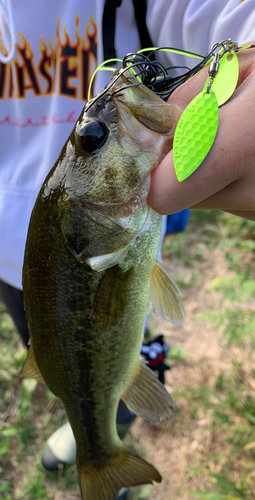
[21,68,185,500]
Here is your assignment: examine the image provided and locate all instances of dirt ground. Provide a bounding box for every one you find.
[128,246,246,500]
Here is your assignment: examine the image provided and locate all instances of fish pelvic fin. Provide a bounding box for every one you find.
[20,345,45,384]
[77,445,161,500]
[150,260,186,326]
[122,357,175,423]
[91,266,133,333]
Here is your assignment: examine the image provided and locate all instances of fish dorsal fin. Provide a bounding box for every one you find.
[86,245,130,272]
[122,357,174,423]
[91,266,133,332]
[150,260,186,326]
[78,444,161,500]
[20,345,45,384]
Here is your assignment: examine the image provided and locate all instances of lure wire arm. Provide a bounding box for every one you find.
[87,40,255,103]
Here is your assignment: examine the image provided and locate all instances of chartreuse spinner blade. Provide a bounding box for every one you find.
[203,50,239,106]
[173,39,239,182]
[173,90,218,182]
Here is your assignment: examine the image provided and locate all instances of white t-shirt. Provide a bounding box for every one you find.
[0,0,255,289]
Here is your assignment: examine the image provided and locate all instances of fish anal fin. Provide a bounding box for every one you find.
[150,260,186,326]
[91,266,133,333]
[20,345,45,384]
[122,357,174,423]
[78,445,161,500]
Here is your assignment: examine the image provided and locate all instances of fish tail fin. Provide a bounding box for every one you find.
[77,446,161,500]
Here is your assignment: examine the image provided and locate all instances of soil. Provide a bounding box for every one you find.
[128,245,245,500]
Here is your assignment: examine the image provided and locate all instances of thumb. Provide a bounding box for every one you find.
[167,64,209,109]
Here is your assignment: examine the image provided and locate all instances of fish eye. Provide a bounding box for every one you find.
[75,120,109,153]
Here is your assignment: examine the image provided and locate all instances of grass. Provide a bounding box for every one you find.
[183,359,255,500]
[0,307,78,499]
[163,210,255,499]
[1,209,255,499]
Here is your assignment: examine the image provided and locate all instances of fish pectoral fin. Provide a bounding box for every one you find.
[122,357,174,423]
[20,345,45,384]
[77,445,161,500]
[150,260,186,326]
[86,245,130,272]
[91,266,133,332]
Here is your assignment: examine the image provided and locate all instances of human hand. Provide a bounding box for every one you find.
[147,43,255,221]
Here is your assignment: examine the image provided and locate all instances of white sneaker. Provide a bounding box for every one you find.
[41,421,76,471]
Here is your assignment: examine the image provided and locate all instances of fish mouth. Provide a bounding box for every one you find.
[82,177,151,219]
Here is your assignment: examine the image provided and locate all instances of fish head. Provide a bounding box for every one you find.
[72,69,181,218]
[53,69,181,268]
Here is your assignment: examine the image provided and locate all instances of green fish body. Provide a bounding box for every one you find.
[22,69,185,500]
